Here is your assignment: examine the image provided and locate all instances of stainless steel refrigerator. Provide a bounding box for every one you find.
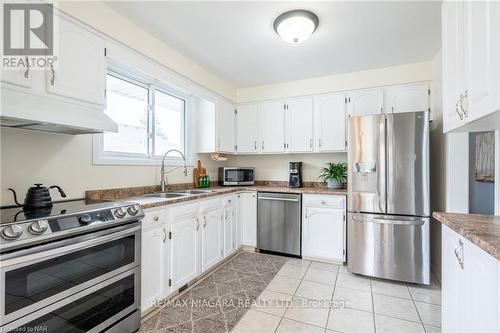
[347,111,430,285]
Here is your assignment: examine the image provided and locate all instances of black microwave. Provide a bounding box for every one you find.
[218,167,255,186]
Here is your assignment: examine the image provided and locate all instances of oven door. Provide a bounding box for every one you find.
[3,267,141,333]
[0,222,141,326]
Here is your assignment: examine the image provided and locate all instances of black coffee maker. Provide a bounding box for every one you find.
[288,162,303,188]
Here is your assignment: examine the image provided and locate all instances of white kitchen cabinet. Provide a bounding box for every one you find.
[1,17,33,88]
[238,192,257,247]
[141,226,168,313]
[386,83,430,114]
[46,16,106,106]
[216,98,235,153]
[223,205,236,256]
[347,88,384,116]
[442,225,499,333]
[170,216,200,290]
[201,209,224,272]
[285,97,313,152]
[313,93,346,152]
[259,101,285,153]
[302,195,346,262]
[236,104,259,153]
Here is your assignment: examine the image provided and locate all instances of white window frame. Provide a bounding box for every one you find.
[93,65,194,166]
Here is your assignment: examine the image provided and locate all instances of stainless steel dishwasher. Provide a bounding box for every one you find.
[257,192,301,257]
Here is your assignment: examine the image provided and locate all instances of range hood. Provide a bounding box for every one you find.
[1,88,118,135]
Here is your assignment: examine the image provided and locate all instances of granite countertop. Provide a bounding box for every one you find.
[86,183,347,210]
[433,212,500,261]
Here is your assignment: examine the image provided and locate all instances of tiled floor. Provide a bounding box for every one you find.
[234,257,442,333]
[139,251,442,333]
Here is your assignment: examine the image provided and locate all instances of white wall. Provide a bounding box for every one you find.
[237,61,433,103]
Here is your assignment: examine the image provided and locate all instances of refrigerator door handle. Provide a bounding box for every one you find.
[378,116,386,213]
[350,215,425,226]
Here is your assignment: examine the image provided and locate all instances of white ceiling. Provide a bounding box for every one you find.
[103,1,442,88]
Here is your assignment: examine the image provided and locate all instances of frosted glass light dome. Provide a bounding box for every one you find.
[274,10,319,44]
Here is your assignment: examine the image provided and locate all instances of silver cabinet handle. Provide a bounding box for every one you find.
[262,141,265,150]
[305,208,308,219]
[24,56,30,78]
[461,89,468,117]
[310,138,313,149]
[217,138,221,149]
[454,239,464,269]
[318,138,322,148]
[162,228,167,243]
[455,98,464,120]
[203,215,207,228]
[254,141,257,150]
[50,62,55,85]
[196,220,200,231]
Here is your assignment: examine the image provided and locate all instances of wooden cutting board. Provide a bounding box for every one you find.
[193,160,207,186]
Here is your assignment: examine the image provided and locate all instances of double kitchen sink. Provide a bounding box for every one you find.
[141,189,214,199]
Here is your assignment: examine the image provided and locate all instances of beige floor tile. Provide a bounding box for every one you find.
[304,267,337,285]
[266,275,301,295]
[232,309,281,333]
[253,289,292,317]
[287,258,312,267]
[373,294,420,322]
[284,297,330,328]
[333,286,373,312]
[415,301,441,327]
[336,272,371,292]
[278,262,309,279]
[296,280,335,301]
[371,278,411,299]
[409,285,442,305]
[275,318,324,333]
[310,261,340,272]
[375,314,425,333]
[424,325,442,333]
[327,307,375,333]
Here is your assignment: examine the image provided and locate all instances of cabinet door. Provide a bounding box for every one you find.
[347,88,384,116]
[442,1,466,132]
[170,216,199,289]
[314,93,346,151]
[386,83,430,113]
[216,99,235,153]
[286,97,313,152]
[45,17,105,106]
[224,206,236,256]
[201,209,224,272]
[259,101,285,153]
[141,227,167,312]
[302,207,345,262]
[239,192,257,247]
[236,104,259,153]
[464,1,500,121]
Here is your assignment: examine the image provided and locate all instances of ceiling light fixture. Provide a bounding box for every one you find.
[273,9,319,44]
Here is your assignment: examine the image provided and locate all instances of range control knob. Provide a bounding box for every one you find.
[79,214,92,225]
[29,220,49,235]
[1,225,23,240]
[114,207,126,218]
[127,205,139,216]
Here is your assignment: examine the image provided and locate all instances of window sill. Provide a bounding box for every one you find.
[92,155,194,167]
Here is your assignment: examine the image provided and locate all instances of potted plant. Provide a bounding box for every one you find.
[318,162,347,189]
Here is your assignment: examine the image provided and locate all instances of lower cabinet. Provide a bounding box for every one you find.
[238,192,257,247]
[141,226,169,313]
[442,225,499,333]
[224,205,236,256]
[201,209,224,272]
[302,195,346,262]
[170,216,200,290]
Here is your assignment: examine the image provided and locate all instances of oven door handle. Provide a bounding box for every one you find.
[0,223,141,268]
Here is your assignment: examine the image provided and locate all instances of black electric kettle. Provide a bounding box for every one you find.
[7,184,67,209]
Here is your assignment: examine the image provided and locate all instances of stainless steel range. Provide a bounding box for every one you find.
[0,199,144,333]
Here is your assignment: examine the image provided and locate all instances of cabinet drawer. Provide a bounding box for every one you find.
[303,194,345,209]
[200,198,223,212]
[143,208,168,230]
[169,202,199,220]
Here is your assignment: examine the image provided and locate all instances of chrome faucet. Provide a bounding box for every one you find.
[160,149,188,192]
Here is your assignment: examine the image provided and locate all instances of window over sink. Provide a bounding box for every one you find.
[93,68,190,166]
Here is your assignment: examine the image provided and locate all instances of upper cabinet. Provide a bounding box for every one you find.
[347,88,384,116]
[197,98,235,153]
[313,93,346,152]
[235,104,259,153]
[45,17,106,106]
[386,83,430,114]
[442,0,500,132]
[216,99,235,153]
[259,101,285,153]
[285,97,313,152]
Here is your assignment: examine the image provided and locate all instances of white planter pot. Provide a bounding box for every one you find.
[327,180,343,189]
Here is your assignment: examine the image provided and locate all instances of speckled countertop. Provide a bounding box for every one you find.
[86,183,347,210]
[433,212,500,261]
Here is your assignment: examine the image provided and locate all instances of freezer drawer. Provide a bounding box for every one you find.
[347,213,430,284]
[257,192,301,256]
